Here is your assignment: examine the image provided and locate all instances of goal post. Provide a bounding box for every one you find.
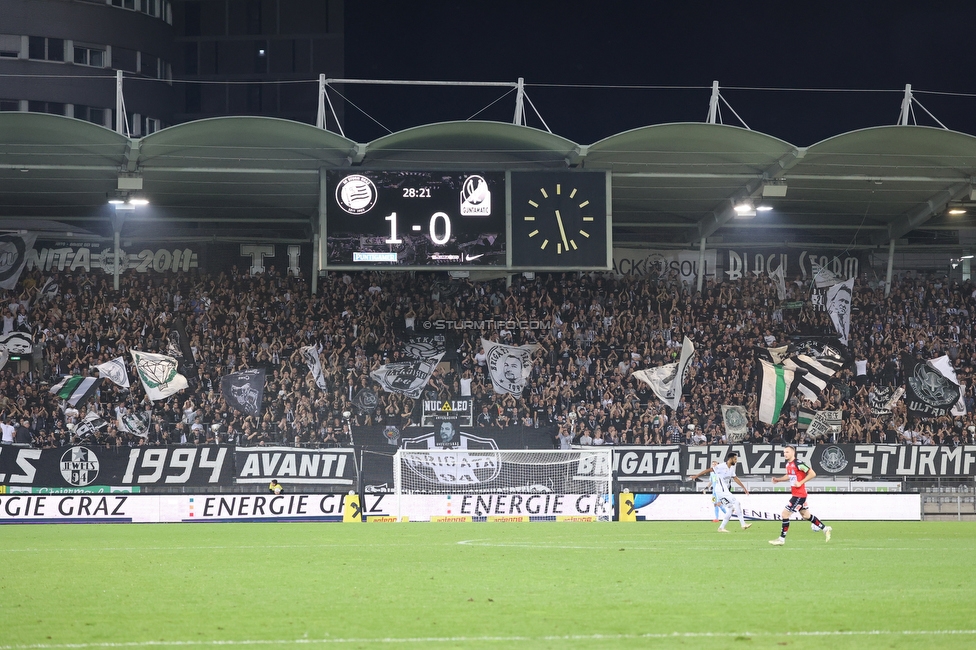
[393,448,613,522]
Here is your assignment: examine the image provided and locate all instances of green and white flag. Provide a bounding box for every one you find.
[797,407,815,431]
[130,350,188,401]
[50,375,102,408]
[756,358,803,425]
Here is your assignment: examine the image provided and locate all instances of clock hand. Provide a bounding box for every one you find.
[555,210,570,251]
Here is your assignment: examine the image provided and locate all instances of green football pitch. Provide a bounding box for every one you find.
[2,521,974,649]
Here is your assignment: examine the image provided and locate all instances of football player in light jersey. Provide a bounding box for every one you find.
[769,444,832,545]
[707,460,727,522]
[689,451,752,532]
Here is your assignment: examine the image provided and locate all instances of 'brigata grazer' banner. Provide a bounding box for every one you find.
[613,444,976,483]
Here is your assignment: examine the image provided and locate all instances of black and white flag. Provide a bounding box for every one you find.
[74,411,109,438]
[481,338,541,397]
[810,261,842,289]
[352,387,380,412]
[769,264,787,301]
[95,357,130,389]
[300,345,329,391]
[903,354,961,419]
[34,276,59,304]
[807,410,843,440]
[928,355,966,416]
[371,353,444,399]
[0,344,7,372]
[0,331,32,354]
[220,368,266,417]
[721,405,749,443]
[116,405,151,438]
[0,232,37,290]
[825,278,854,346]
[783,345,846,402]
[632,337,695,410]
[870,386,904,418]
[401,332,459,362]
[167,316,197,384]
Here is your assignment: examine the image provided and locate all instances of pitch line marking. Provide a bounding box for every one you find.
[2,630,976,649]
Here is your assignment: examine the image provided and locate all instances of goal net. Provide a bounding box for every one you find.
[393,448,613,522]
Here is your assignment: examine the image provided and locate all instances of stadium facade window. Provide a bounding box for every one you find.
[0,34,21,58]
[0,99,20,112]
[74,104,108,127]
[114,46,138,73]
[184,42,198,74]
[254,39,267,73]
[28,100,65,115]
[28,36,65,62]
[73,44,107,68]
[184,1,201,36]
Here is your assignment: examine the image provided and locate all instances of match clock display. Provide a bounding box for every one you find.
[325,170,506,268]
[510,171,610,269]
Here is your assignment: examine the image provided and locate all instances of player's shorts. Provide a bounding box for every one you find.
[717,494,740,511]
[785,496,808,513]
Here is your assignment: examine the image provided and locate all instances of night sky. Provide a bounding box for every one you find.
[343,2,976,146]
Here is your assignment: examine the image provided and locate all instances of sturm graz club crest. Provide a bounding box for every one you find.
[819,446,849,473]
[60,447,99,486]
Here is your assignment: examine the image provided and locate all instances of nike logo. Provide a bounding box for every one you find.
[465,253,485,261]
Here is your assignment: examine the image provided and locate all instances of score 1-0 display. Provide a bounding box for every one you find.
[325,171,506,268]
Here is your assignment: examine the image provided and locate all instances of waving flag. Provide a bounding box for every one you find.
[481,338,542,397]
[902,354,960,420]
[95,357,130,389]
[633,337,695,410]
[130,350,188,401]
[371,354,444,399]
[220,368,266,416]
[50,375,102,408]
[300,345,329,391]
[826,278,854,345]
[756,358,803,425]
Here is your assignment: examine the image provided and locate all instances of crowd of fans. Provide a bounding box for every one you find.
[2,262,976,451]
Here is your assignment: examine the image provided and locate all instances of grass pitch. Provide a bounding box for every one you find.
[2,521,975,649]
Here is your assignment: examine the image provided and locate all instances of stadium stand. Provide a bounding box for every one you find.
[3,263,976,451]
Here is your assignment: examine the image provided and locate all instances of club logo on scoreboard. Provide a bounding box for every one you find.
[335,174,378,214]
[60,446,100,486]
[460,175,491,216]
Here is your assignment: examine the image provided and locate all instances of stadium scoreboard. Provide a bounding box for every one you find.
[324,170,611,271]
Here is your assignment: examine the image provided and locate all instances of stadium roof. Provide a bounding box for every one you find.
[3,112,976,251]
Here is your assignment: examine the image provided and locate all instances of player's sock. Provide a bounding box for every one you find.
[809,515,825,530]
[736,506,747,527]
[780,518,790,538]
[720,508,733,530]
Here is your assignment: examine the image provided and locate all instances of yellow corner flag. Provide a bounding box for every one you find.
[618,491,636,522]
[342,492,362,523]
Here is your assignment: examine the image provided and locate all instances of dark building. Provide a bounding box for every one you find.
[0,0,344,131]
[171,0,344,124]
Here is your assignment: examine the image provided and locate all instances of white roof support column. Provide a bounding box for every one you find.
[898,84,913,126]
[513,77,525,126]
[885,239,895,297]
[706,80,720,124]
[696,236,707,292]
